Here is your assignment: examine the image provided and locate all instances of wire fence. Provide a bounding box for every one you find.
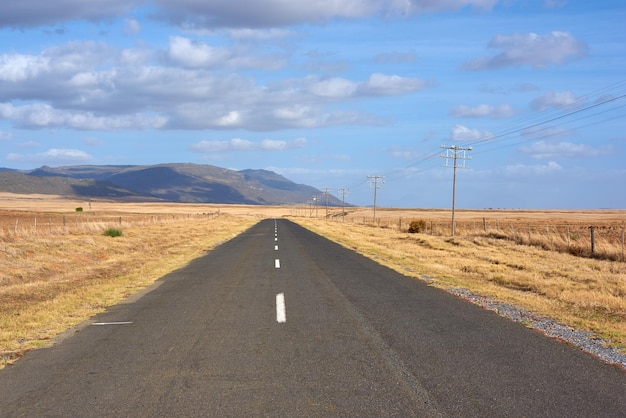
[330,214,626,262]
[0,211,221,239]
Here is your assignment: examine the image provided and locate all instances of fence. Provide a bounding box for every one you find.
[0,211,221,239]
[330,214,626,262]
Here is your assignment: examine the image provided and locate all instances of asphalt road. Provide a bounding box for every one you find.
[1,219,625,417]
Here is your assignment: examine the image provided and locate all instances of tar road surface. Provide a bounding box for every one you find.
[0,219,625,417]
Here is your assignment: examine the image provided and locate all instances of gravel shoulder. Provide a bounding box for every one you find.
[435,278,626,371]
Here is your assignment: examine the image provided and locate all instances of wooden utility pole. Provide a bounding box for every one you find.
[323,188,330,218]
[367,176,384,222]
[441,145,472,236]
[338,188,349,222]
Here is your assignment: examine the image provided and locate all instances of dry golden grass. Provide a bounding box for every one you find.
[293,216,626,353]
[1,193,625,368]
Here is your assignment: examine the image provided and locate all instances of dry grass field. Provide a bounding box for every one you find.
[1,192,625,369]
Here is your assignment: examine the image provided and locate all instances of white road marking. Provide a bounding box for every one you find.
[275,259,280,268]
[275,237,278,241]
[92,322,133,326]
[275,245,278,251]
[276,293,286,323]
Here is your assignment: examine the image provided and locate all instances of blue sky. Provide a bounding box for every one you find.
[0,1,624,209]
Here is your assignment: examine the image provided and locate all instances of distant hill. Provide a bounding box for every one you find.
[0,163,344,206]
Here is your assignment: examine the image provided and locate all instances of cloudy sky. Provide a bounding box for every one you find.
[0,1,624,209]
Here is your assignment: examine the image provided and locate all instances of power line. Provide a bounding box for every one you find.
[337,79,626,198]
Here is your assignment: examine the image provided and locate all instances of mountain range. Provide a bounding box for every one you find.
[0,163,343,206]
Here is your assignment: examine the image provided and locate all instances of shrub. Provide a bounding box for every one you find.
[75,207,83,212]
[408,219,427,234]
[103,228,123,237]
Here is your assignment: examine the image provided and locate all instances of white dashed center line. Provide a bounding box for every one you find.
[276,293,286,323]
[275,245,278,251]
[275,259,280,268]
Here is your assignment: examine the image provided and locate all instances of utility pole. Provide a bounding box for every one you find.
[338,188,349,222]
[367,176,384,222]
[323,188,330,218]
[440,145,472,236]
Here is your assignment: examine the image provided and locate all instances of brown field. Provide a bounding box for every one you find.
[1,192,625,368]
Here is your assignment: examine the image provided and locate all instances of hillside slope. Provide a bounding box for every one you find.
[0,163,342,206]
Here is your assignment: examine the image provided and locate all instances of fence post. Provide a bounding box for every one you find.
[34,217,37,234]
[567,226,570,247]
[622,228,626,261]
[14,218,18,234]
[590,226,595,254]
[483,218,486,232]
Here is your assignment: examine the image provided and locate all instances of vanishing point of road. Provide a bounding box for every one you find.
[0,219,624,417]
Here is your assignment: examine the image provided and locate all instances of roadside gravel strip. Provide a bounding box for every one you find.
[425,276,626,371]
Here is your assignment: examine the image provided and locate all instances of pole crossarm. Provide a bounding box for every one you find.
[440,145,473,168]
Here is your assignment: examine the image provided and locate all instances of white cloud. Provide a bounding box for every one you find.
[167,36,230,68]
[0,130,12,140]
[7,148,93,164]
[306,73,430,99]
[450,104,516,119]
[530,91,581,111]
[215,111,242,127]
[450,124,493,142]
[0,38,427,132]
[124,18,141,35]
[0,53,49,82]
[520,141,613,159]
[0,103,167,130]
[359,73,431,95]
[461,32,587,70]
[189,137,307,153]
[307,77,357,99]
[224,28,294,41]
[503,161,563,176]
[384,145,421,160]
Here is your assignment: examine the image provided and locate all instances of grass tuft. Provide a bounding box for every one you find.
[103,228,123,237]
